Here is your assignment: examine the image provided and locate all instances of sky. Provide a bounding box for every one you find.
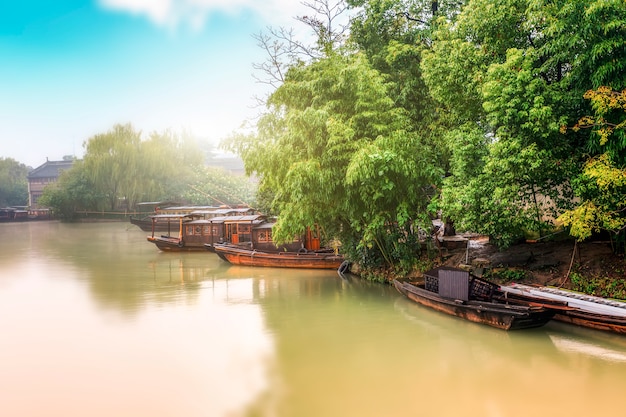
[0,0,314,168]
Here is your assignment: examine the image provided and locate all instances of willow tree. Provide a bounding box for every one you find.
[81,124,142,210]
[0,157,28,206]
[226,51,441,271]
[81,124,203,211]
[183,165,258,207]
[137,129,204,204]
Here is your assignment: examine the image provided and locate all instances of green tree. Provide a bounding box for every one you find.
[0,158,28,207]
[421,0,531,126]
[227,51,441,271]
[81,124,204,211]
[560,87,626,252]
[82,124,143,211]
[559,154,626,252]
[424,0,626,247]
[184,165,257,208]
[38,161,99,220]
[348,0,452,138]
[134,129,203,205]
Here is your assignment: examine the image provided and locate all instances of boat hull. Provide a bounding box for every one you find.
[131,216,181,232]
[499,284,626,334]
[554,310,626,334]
[146,236,207,252]
[394,279,555,331]
[213,244,344,270]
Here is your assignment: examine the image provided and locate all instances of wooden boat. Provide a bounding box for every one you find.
[131,215,176,232]
[0,207,29,222]
[498,283,626,334]
[27,208,52,220]
[147,213,272,252]
[212,243,344,270]
[0,207,52,222]
[146,214,196,251]
[393,267,555,330]
[130,202,185,231]
[131,205,256,232]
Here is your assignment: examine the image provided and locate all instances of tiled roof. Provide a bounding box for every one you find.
[27,160,74,179]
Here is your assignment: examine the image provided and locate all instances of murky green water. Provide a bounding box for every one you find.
[1,221,625,417]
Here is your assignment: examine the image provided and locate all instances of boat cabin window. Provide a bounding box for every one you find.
[257,230,272,243]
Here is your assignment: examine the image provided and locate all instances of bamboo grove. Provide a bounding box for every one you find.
[224,0,626,275]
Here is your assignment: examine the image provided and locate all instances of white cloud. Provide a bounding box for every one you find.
[99,0,307,30]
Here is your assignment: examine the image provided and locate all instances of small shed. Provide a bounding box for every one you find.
[424,266,470,301]
[424,266,499,302]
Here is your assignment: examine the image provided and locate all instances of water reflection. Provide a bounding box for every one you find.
[0,223,275,417]
[1,222,626,417]
[391,296,626,417]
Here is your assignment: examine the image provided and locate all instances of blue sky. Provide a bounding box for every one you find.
[0,0,308,167]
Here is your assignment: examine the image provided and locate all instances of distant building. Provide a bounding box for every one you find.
[208,155,246,176]
[27,159,74,207]
[208,156,260,188]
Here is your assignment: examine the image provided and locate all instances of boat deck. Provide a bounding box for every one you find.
[501,283,626,317]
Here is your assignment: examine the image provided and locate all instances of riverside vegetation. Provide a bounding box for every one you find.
[3,1,625,298]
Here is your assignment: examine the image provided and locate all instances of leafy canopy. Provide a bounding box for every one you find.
[0,158,28,207]
[560,87,626,252]
[226,50,441,266]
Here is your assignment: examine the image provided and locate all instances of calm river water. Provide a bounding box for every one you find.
[1,221,626,417]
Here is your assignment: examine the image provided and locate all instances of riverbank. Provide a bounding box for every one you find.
[439,236,626,299]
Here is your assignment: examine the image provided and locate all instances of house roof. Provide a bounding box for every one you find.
[27,160,74,179]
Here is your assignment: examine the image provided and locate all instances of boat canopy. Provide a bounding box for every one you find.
[208,214,266,224]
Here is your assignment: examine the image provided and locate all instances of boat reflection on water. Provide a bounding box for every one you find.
[146,254,225,285]
[395,290,626,367]
[549,334,626,362]
[545,321,626,363]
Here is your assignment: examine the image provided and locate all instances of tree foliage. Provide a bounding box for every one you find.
[41,123,255,217]
[81,124,204,210]
[227,49,441,269]
[559,154,626,248]
[560,87,626,252]
[421,0,626,247]
[571,87,626,164]
[0,158,28,207]
[349,0,449,131]
[233,0,626,271]
[38,160,99,220]
[183,166,257,207]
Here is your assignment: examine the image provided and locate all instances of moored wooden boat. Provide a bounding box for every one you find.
[146,214,196,251]
[498,283,626,334]
[131,205,257,232]
[1,207,52,222]
[146,214,234,252]
[0,207,29,222]
[131,215,178,232]
[393,267,555,330]
[147,213,275,252]
[212,244,344,270]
